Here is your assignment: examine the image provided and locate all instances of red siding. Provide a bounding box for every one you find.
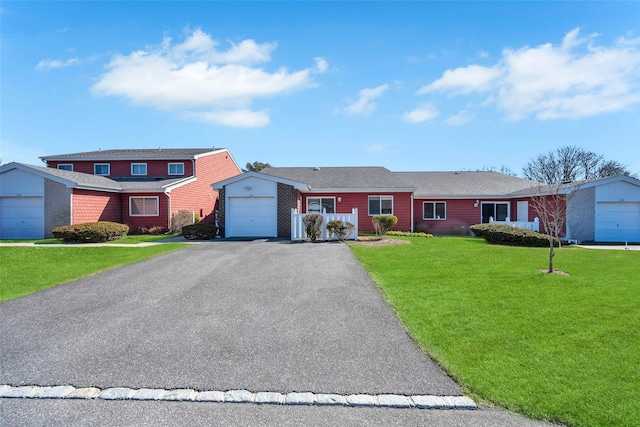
[413,199,482,234]
[301,192,413,232]
[170,151,242,223]
[122,193,170,231]
[72,190,121,224]
[47,160,194,178]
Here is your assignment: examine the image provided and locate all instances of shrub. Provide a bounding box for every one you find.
[181,223,217,240]
[469,223,559,247]
[326,220,355,240]
[387,231,434,238]
[414,222,430,234]
[302,213,324,241]
[372,215,398,236]
[137,225,165,235]
[52,222,129,243]
[171,210,195,234]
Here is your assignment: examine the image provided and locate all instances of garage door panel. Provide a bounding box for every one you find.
[0,197,45,239]
[228,197,277,237]
[596,202,640,242]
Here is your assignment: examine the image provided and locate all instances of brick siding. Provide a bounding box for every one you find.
[566,187,595,242]
[277,183,298,238]
[44,179,72,238]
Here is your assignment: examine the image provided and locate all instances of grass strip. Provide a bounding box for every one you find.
[350,237,640,427]
[0,244,187,302]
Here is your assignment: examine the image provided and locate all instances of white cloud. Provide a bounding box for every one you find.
[417,28,640,120]
[91,29,324,128]
[314,57,329,73]
[366,142,396,153]
[402,104,439,123]
[343,84,389,116]
[182,109,270,128]
[36,58,79,70]
[445,110,475,126]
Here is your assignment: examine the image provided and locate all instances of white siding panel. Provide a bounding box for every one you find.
[226,177,277,197]
[595,181,640,202]
[0,169,44,196]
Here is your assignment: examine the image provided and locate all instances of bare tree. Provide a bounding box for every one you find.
[523,146,631,184]
[479,165,518,176]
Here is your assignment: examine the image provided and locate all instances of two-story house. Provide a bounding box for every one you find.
[0,148,242,239]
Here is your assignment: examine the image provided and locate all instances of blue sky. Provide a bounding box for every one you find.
[2,1,639,176]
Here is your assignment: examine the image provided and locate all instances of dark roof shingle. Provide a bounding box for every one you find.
[41,148,222,161]
[261,167,415,190]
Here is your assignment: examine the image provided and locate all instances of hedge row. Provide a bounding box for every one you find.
[469,223,559,247]
[387,231,434,238]
[182,223,217,240]
[52,222,129,243]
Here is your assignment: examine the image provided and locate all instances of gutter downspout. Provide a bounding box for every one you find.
[165,190,171,230]
[410,192,414,232]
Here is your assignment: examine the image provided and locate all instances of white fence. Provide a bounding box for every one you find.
[291,208,359,241]
[489,216,540,232]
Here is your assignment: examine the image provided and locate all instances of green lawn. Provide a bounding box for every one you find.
[350,237,640,427]
[0,234,177,245]
[0,244,187,302]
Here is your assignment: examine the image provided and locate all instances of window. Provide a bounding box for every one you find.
[168,163,185,175]
[423,202,446,220]
[94,163,110,176]
[130,197,159,216]
[57,164,73,171]
[131,163,147,176]
[368,196,393,216]
[306,197,335,214]
[481,202,509,223]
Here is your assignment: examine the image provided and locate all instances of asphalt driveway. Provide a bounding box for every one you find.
[1,240,459,395]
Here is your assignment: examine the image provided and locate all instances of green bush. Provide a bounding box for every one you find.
[302,213,324,241]
[326,220,355,240]
[372,215,398,235]
[387,231,434,238]
[52,222,129,243]
[181,223,217,240]
[469,223,559,247]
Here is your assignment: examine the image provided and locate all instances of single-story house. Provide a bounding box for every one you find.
[212,167,640,243]
[0,148,242,239]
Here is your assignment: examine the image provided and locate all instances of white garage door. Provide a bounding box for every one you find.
[227,197,277,237]
[0,197,45,239]
[595,202,640,242]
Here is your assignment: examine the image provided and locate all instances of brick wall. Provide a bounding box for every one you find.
[44,179,72,237]
[566,187,595,242]
[72,189,121,225]
[277,183,298,238]
[217,188,226,237]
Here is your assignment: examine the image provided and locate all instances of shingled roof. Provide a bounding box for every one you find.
[1,163,192,193]
[40,148,223,162]
[261,167,416,191]
[395,171,541,198]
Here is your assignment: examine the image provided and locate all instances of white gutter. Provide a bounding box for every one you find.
[410,192,414,232]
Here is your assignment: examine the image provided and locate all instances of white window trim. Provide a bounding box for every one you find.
[57,164,73,171]
[168,162,185,175]
[131,163,147,176]
[94,163,110,176]
[129,196,159,217]
[368,195,394,216]
[423,201,447,220]
[306,197,336,214]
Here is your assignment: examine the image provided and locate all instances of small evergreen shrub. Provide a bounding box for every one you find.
[387,231,434,238]
[302,213,324,241]
[137,225,165,235]
[372,215,398,235]
[414,222,430,234]
[52,222,129,243]
[326,220,355,240]
[181,223,217,240]
[470,223,559,247]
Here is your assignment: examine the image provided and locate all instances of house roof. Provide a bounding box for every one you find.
[40,148,225,162]
[395,171,541,198]
[212,171,309,190]
[260,167,416,192]
[0,162,194,193]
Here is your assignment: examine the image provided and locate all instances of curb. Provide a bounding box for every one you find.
[0,384,477,410]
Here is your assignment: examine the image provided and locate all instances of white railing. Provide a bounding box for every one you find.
[489,216,540,232]
[291,208,359,241]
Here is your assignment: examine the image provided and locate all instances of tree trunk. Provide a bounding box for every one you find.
[548,237,555,273]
